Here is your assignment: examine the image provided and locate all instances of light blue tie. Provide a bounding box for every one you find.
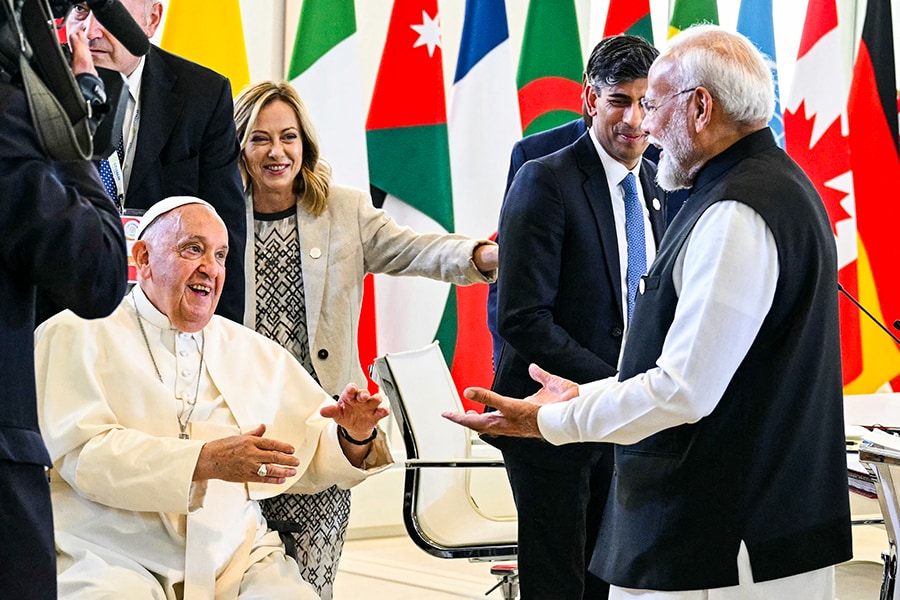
[622,172,646,323]
[97,136,125,207]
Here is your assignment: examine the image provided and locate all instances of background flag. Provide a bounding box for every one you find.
[602,0,653,43]
[160,0,249,94]
[845,0,900,391]
[288,0,369,192]
[516,0,583,136]
[736,0,783,146]
[668,0,719,38]
[365,0,459,387]
[287,0,376,389]
[447,0,521,407]
[783,0,861,389]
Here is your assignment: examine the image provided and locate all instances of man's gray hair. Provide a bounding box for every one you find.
[662,25,775,127]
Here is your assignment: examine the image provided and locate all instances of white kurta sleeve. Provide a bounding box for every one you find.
[538,200,779,446]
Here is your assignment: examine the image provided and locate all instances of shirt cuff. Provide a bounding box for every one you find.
[536,378,617,445]
[537,402,576,446]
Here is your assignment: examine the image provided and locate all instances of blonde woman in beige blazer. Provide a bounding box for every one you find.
[234,81,497,599]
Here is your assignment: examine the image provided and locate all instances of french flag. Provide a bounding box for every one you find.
[447,0,520,407]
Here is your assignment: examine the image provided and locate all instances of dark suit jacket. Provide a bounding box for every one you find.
[0,82,126,468]
[488,119,588,365]
[124,46,246,323]
[489,132,665,471]
[504,118,587,193]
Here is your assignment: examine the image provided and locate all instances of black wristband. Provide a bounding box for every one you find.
[338,425,378,446]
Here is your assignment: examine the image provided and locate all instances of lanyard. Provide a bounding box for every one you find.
[109,103,141,213]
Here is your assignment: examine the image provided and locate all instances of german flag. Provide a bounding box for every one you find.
[846,0,900,391]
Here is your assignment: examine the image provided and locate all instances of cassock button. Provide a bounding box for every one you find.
[611,327,623,338]
[181,369,191,377]
[652,198,661,211]
[639,279,646,295]
[310,247,322,259]
[317,349,329,359]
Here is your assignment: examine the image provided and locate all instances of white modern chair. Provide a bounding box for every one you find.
[859,430,900,600]
[370,341,519,599]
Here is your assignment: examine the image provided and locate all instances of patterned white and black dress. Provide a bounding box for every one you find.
[253,208,350,600]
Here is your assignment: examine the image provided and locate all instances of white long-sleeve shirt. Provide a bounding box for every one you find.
[538,200,779,445]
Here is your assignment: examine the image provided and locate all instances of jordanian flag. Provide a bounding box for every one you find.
[784,0,861,389]
[603,0,654,43]
[160,0,249,94]
[516,0,583,136]
[366,0,459,371]
[736,0,784,147]
[668,0,718,38]
[447,0,521,406]
[846,0,900,391]
[288,0,369,191]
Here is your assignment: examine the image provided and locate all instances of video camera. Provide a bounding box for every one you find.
[0,0,149,160]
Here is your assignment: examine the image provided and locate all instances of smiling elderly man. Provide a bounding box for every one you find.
[35,197,392,599]
[446,26,851,600]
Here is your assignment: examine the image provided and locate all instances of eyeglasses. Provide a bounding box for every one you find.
[639,88,699,115]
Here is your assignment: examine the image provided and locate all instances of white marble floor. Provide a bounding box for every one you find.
[335,525,888,600]
[335,535,504,599]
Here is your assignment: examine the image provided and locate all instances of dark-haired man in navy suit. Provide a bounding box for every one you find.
[64,0,245,323]
[487,36,666,599]
[487,69,688,371]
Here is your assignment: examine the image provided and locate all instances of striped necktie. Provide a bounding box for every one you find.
[622,172,646,323]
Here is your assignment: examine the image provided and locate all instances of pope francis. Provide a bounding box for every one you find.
[35,197,393,599]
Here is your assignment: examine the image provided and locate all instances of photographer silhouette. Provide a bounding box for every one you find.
[0,1,139,597]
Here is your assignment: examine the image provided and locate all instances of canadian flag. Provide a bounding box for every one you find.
[784,0,900,392]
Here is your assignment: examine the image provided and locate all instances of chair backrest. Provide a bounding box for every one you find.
[859,430,900,600]
[371,342,517,560]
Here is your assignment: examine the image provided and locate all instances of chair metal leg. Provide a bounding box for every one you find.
[882,542,897,600]
[487,564,519,600]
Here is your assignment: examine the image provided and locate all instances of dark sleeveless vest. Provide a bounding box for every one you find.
[591,129,852,590]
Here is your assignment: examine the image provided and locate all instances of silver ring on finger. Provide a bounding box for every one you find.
[257,464,268,478]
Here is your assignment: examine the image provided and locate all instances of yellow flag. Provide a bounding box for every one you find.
[160,0,249,95]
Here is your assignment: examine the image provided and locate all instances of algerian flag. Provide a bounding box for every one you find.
[516,0,583,136]
[366,0,457,363]
[160,0,249,94]
[668,0,719,38]
[289,0,369,191]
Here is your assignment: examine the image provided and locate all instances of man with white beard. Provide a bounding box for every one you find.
[445,25,851,599]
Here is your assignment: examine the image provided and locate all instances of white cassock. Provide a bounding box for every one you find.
[35,286,392,600]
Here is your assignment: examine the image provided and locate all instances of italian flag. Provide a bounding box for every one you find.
[365,0,459,381]
[516,0,583,136]
[160,0,249,94]
[288,0,376,389]
[668,0,718,38]
[602,0,654,43]
[288,0,369,192]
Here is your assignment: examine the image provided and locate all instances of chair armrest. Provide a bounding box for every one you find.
[404,458,505,469]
